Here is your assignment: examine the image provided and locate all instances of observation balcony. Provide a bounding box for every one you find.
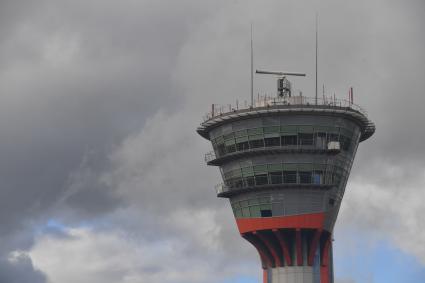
[198,95,375,142]
[204,151,217,163]
[215,182,333,198]
[204,142,341,166]
[214,170,339,198]
[202,95,367,121]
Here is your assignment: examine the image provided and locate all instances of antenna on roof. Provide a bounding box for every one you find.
[315,13,319,105]
[256,70,306,76]
[256,70,306,97]
[250,23,254,107]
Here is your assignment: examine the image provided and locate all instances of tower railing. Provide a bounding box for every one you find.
[215,182,227,195]
[202,95,367,122]
[214,178,334,196]
[204,151,217,163]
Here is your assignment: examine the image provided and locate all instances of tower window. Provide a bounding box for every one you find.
[313,171,323,184]
[260,209,272,217]
[236,141,249,151]
[315,132,327,149]
[281,135,297,146]
[249,139,265,148]
[225,144,236,153]
[255,174,268,186]
[298,133,314,146]
[299,171,312,184]
[283,171,297,183]
[269,171,283,184]
[265,137,280,147]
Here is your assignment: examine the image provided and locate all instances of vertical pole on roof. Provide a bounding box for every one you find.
[250,23,254,107]
[315,13,318,105]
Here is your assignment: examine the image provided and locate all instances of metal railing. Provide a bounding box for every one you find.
[223,173,336,188]
[215,183,228,195]
[203,95,367,122]
[204,140,343,164]
[204,151,216,163]
[214,172,336,195]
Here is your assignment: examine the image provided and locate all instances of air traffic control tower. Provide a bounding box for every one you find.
[197,71,375,283]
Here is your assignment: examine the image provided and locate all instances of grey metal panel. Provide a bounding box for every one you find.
[209,127,222,139]
[221,123,233,135]
[231,189,327,217]
[272,202,285,216]
[233,118,262,130]
[262,116,281,125]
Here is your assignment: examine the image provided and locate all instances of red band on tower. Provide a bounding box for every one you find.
[236,213,326,234]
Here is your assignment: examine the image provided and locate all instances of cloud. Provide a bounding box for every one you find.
[339,163,425,265]
[0,253,46,283]
[0,0,423,282]
[0,0,214,280]
[29,219,255,283]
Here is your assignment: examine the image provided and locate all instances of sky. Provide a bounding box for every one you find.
[0,0,424,282]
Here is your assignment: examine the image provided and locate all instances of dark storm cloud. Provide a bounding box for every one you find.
[0,255,46,283]
[0,0,220,280]
[352,0,425,167]
[0,0,210,221]
[0,0,424,282]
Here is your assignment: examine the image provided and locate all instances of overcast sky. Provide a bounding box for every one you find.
[0,1,424,282]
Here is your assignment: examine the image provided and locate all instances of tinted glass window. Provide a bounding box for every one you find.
[261,209,272,217]
[299,171,312,184]
[282,135,297,146]
[265,137,280,147]
[283,171,297,183]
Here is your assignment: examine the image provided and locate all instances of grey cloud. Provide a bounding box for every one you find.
[0,0,211,232]
[0,0,218,281]
[0,255,46,283]
[0,0,423,282]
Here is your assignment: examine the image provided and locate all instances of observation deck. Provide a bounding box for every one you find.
[197,95,375,142]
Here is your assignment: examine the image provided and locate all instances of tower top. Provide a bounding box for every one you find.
[198,92,375,143]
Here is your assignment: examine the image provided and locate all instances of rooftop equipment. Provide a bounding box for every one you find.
[256,70,306,97]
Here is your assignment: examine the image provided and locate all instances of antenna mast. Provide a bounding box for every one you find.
[250,24,254,107]
[315,13,318,105]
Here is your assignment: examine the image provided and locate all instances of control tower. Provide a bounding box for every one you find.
[197,71,375,283]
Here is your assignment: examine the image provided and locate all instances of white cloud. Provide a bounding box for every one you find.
[29,213,255,283]
[339,163,425,265]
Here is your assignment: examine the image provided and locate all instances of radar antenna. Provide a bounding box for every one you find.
[256,70,306,97]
